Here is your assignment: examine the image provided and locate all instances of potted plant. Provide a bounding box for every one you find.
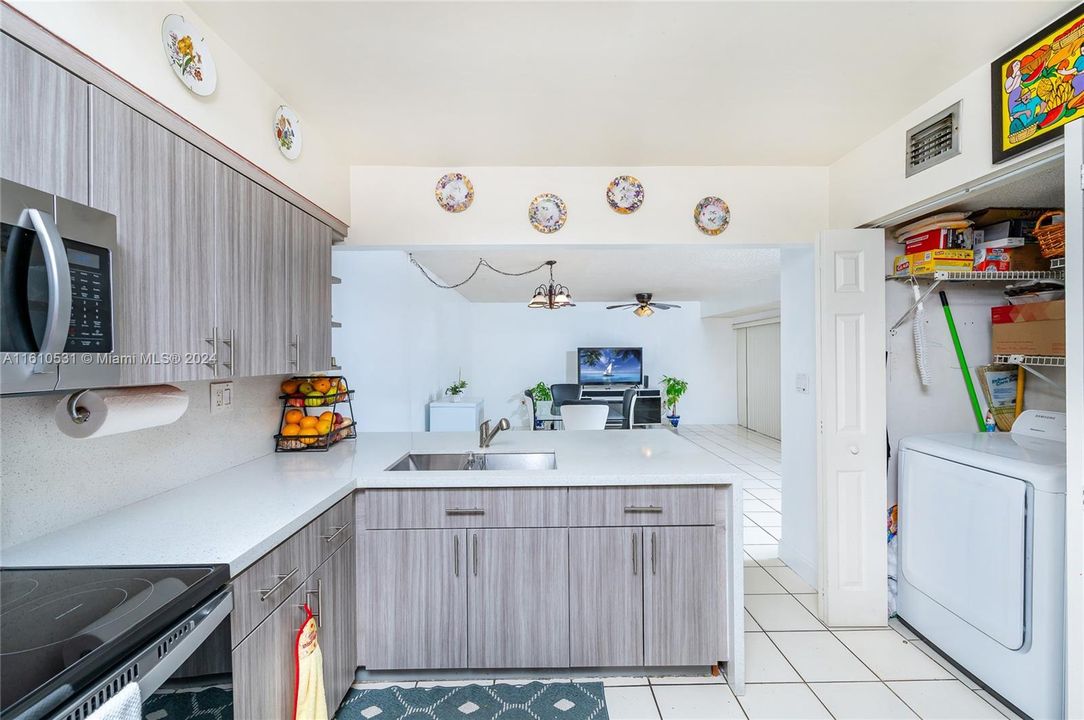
[660,375,688,427]
[528,381,553,427]
[445,379,468,402]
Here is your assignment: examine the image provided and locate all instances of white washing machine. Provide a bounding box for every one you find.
[897,411,1067,720]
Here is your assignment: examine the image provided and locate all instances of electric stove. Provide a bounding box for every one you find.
[0,564,230,720]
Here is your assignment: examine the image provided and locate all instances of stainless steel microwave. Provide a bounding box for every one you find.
[1,178,120,394]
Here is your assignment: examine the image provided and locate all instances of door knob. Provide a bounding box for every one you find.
[849,446,860,455]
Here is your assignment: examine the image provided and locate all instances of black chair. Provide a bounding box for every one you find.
[549,383,582,417]
[621,387,637,429]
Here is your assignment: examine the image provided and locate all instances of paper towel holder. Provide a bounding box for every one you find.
[66,389,92,424]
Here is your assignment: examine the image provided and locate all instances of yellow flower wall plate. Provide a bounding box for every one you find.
[529,193,567,233]
[694,196,731,235]
[435,173,474,212]
[606,175,644,214]
[161,14,217,96]
[274,106,302,160]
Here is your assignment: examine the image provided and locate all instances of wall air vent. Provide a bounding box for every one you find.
[905,102,961,177]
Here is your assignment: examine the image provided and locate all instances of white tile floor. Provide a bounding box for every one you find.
[348,425,1019,719]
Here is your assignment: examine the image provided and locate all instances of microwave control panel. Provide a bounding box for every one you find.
[63,238,113,353]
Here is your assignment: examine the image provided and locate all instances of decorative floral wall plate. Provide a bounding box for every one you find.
[694,196,731,235]
[274,106,302,160]
[161,15,217,96]
[435,173,474,212]
[529,194,567,233]
[606,175,644,214]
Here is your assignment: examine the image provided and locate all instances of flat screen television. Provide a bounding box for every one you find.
[577,347,643,386]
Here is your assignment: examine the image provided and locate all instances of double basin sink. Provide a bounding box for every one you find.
[387,451,556,472]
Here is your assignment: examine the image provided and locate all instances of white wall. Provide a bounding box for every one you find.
[469,302,736,428]
[0,376,283,549]
[348,166,828,248]
[10,0,350,221]
[829,62,1062,229]
[778,247,818,586]
[332,250,473,432]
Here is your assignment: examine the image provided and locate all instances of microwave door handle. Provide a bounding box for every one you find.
[24,208,71,372]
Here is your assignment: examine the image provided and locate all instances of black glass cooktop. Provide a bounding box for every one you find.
[0,564,228,719]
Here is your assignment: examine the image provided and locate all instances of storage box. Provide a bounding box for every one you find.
[902,227,973,254]
[978,219,1031,242]
[908,248,974,274]
[991,300,1065,357]
[893,255,910,275]
[973,235,1026,250]
[973,243,1049,272]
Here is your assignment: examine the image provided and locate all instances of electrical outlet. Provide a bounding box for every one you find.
[210,381,234,415]
[795,373,810,394]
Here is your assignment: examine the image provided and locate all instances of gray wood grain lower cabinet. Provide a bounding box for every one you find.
[643,525,719,666]
[231,581,308,720]
[467,528,570,669]
[1,33,88,202]
[310,533,356,714]
[361,529,467,669]
[569,527,644,667]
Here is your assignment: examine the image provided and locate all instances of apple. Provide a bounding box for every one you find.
[334,412,344,425]
[287,397,304,408]
[299,382,315,395]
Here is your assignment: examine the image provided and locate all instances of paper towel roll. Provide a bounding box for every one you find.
[55,385,189,439]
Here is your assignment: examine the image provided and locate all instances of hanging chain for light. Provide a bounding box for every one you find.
[408,253,552,289]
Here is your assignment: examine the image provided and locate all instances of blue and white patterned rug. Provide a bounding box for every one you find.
[336,682,609,720]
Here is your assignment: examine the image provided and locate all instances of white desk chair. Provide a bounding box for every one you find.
[559,403,609,430]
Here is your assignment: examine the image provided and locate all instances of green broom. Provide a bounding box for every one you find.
[939,291,986,431]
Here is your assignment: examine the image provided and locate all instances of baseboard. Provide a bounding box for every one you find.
[778,541,817,589]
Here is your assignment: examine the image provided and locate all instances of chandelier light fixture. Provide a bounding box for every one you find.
[409,254,574,310]
[528,261,575,310]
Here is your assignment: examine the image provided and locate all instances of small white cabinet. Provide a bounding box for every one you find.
[428,400,484,432]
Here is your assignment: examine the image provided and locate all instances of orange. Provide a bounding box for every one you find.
[312,378,332,394]
[281,423,301,436]
[281,379,300,395]
[298,428,318,445]
[316,420,333,435]
[319,411,334,424]
[284,408,304,425]
[299,415,318,429]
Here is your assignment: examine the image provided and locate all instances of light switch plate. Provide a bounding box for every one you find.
[210,381,234,415]
[795,373,810,394]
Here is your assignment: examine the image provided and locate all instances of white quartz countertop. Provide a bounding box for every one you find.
[1,429,741,575]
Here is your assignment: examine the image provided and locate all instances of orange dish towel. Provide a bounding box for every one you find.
[294,605,329,720]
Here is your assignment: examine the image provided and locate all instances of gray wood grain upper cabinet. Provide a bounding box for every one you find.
[285,207,331,373]
[310,533,356,714]
[1,33,88,202]
[569,527,644,667]
[213,165,290,377]
[643,526,719,666]
[231,581,307,720]
[361,529,467,670]
[467,528,570,669]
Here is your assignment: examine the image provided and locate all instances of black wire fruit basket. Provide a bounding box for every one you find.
[274,376,357,452]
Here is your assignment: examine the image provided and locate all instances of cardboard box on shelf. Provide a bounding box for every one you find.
[893,255,910,275]
[973,243,1049,272]
[902,227,973,254]
[908,248,974,274]
[991,300,1065,357]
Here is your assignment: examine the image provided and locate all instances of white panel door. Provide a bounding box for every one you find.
[1063,116,1084,720]
[736,328,748,428]
[815,229,887,627]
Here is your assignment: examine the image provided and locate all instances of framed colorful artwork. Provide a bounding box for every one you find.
[991,5,1084,163]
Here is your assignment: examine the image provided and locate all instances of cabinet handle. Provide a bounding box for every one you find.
[651,532,657,575]
[204,328,218,375]
[625,505,663,514]
[290,333,300,369]
[259,567,299,601]
[301,579,322,628]
[322,524,348,543]
[472,534,479,576]
[446,508,485,516]
[453,534,460,577]
[632,532,638,576]
[222,328,234,375]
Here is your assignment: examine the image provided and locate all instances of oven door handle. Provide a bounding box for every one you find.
[23,208,71,372]
[137,589,234,700]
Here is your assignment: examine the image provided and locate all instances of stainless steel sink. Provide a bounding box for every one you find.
[386,451,556,471]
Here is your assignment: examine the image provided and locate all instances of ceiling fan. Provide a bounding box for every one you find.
[606,293,682,317]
